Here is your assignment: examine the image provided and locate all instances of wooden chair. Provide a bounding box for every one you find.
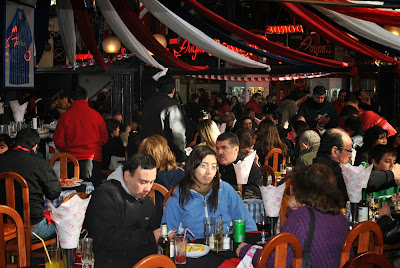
[340,221,384,267]
[264,148,286,173]
[148,183,169,210]
[260,164,276,186]
[0,172,56,266]
[343,252,393,268]
[50,152,80,180]
[256,232,302,268]
[280,179,293,228]
[133,254,176,268]
[0,205,27,268]
[163,187,178,210]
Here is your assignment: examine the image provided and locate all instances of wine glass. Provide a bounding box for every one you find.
[256,213,269,245]
[81,238,94,268]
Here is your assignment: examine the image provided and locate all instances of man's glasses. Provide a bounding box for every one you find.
[341,148,352,153]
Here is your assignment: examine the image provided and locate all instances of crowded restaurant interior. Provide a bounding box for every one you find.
[1,0,400,267]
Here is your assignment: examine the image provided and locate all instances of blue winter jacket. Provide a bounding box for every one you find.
[161,181,257,239]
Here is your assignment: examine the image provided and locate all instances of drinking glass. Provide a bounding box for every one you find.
[280,163,286,178]
[256,213,269,244]
[45,245,62,268]
[203,217,215,245]
[81,238,94,268]
[369,197,379,221]
[174,234,187,265]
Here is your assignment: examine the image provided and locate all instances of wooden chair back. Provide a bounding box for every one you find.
[264,148,286,173]
[260,165,276,186]
[132,254,176,268]
[50,152,80,180]
[343,251,393,268]
[340,221,384,267]
[256,232,302,268]
[148,183,169,208]
[279,179,293,228]
[0,205,27,268]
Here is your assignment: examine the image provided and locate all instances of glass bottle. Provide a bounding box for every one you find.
[157,223,170,257]
[358,188,369,222]
[286,157,293,174]
[215,215,224,252]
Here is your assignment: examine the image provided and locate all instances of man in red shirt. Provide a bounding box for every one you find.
[244,93,262,114]
[53,87,109,187]
[333,89,347,117]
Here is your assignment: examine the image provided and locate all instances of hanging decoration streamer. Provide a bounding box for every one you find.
[187,72,330,81]
[56,0,76,69]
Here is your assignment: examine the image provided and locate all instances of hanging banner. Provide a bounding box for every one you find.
[3,1,35,88]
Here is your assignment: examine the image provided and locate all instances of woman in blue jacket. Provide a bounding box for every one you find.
[161,145,256,239]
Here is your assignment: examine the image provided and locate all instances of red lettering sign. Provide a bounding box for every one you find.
[265,24,304,35]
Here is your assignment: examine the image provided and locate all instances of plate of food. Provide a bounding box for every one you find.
[59,178,81,188]
[39,132,50,139]
[44,122,57,131]
[37,127,49,134]
[186,243,210,258]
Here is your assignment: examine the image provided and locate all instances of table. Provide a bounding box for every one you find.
[244,198,264,223]
[44,181,94,210]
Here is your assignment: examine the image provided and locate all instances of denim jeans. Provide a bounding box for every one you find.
[31,217,56,242]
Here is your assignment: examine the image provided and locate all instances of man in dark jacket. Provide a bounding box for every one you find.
[216,132,262,198]
[84,153,163,268]
[314,128,400,202]
[299,85,339,133]
[0,128,61,241]
[141,75,186,163]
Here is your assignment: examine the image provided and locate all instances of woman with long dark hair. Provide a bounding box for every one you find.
[161,145,256,238]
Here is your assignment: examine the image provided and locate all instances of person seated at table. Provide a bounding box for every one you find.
[237,164,351,267]
[354,126,388,166]
[0,128,61,241]
[197,119,220,152]
[138,135,184,214]
[236,128,259,164]
[84,153,166,268]
[0,133,12,154]
[369,144,397,171]
[217,132,262,198]
[102,118,125,170]
[376,202,400,245]
[296,130,320,167]
[162,145,257,238]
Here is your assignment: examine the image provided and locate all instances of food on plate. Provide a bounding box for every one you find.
[59,177,77,187]
[187,244,205,252]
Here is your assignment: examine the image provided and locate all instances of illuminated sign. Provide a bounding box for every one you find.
[265,24,304,35]
[75,46,127,61]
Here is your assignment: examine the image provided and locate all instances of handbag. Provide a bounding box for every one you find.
[302,207,315,268]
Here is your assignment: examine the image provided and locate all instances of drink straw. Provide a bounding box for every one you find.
[183,227,195,242]
[32,232,52,264]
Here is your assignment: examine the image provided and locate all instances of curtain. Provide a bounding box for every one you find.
[56,0,76,68]
[70,0,109,71]
[139,0,271,70]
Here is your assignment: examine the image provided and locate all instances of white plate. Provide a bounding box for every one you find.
[39,133,50,139]
[61,182,81,188]
[37,128,49,134]
[45,124,57,131]
[186,243,210,258]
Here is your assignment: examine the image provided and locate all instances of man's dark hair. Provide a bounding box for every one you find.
[191,93,199,101]
[344,94,358,104]
[123,153,156,175]
[217,132,239,147]
[341,105,359,118]
[344,116,362,133]
[15,128,40,150]
[368,144,397,164]
[105,118,120,136]
[313,85,326,96]
[71,86,88,100]
[252,93,261,99]
[0,134,13,148]
[287,88,305,101]
[243,107,255,116]
[317,129,344,156]
[156,75,175,94]
[339,89,347,95]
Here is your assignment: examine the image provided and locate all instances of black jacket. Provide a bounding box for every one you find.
[377,215,400,245]
[101,136,125,169]
[219,152,262,198]
[314,154,396,202]
[84,180,159,268]
[0,144,61,225]
[141,93,186,162]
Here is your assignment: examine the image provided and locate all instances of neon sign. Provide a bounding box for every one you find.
[5,25,31,61]
[265,24,304,35]
[75,46,127,61]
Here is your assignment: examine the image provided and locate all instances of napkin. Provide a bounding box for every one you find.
[233,150,256,185]
[340,163,373,203]
[50,194,91,249]
[260,183,286,217]
[9,100,28,122]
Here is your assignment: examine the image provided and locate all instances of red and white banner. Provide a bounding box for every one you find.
[187,72,331,81]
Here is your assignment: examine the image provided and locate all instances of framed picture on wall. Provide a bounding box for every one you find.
[3,0,35,88]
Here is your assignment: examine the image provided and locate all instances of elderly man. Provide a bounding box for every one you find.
[296,130,320,167]
[216,132,262,197]
[314,128,400,202]
[53,86,108,187]
[84,153,163,267]
[299,85,339,133]
[0,128,61,241]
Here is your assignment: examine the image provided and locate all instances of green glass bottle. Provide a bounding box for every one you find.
[157,223,170,257]
[358,188,369,222]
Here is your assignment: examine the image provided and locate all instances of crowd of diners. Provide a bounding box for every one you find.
[1,76,400,267]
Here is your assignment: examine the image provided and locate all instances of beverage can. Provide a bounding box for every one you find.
[234,220,245,243]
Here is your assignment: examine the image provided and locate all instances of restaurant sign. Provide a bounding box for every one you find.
[265,24,304,35]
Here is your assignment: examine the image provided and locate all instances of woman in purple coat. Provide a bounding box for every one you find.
[237,163,351,267]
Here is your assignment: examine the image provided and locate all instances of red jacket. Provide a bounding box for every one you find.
[244,98,260,114]
[53,100,108,162]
